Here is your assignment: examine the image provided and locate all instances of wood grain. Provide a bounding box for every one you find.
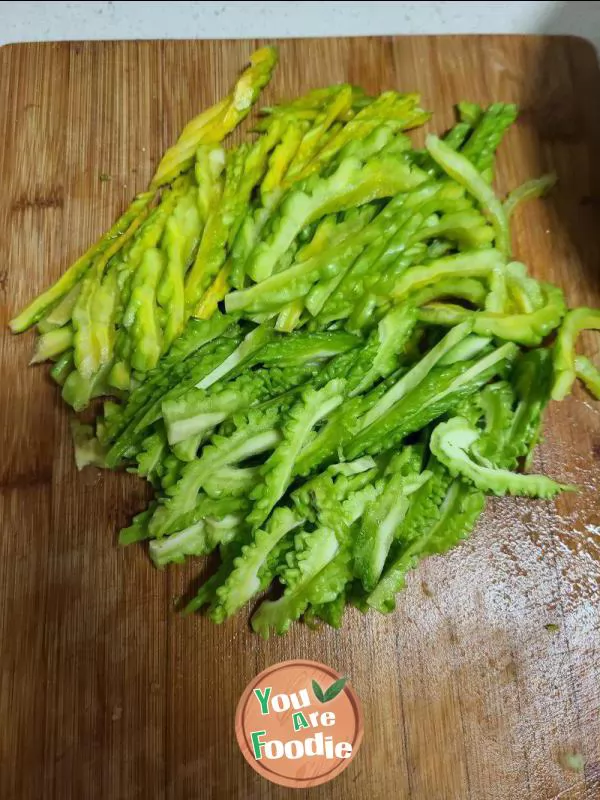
[1,36,599,800]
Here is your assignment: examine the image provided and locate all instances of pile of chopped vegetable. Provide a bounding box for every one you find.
[11,47,600,637]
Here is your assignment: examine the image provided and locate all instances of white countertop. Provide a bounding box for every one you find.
[2,1,600,52]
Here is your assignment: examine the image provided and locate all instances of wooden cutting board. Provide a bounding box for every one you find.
[0,36,599,800]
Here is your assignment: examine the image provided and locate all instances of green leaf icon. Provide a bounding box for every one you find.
[312,676,348,703]
[312,679,326,703]
[323,676,348,702]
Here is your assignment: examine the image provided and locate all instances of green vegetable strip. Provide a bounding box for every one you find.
[148,408,282,537]
[444,120,473,150]
[248,379,346,528]
[301,92,430,179]
[347,343,518,458]
[132,337,241,435]
[104,337,239,466]
[119,507,157,545]
[300,552,354,621]
[185,140,267,314]
[226,238,365,314]
[226,206,378,314]
[70,272,102,381]
[211,507,302,621]
[66,369,117,413]
[392,241,504,303]
[163,370,273,446]
[455,102,482,126]
[236,147,366,294]
[305,590,347,629]
[392,457,453,547]
[430,416,573,497]
[104,313,234,441]
[285,85,354,179]
[184,559,244,615]
[505,262,543,313]
[575,355,600,399]
[148,519,210,566]
[413,107,477,175]
[251,527,340,638]
[367,480,484,614]
[353,448,430,591]
[319,183,467,323]
[411,209,494,251]
[148,513,242,567]
[134,427,168,486]
[252,331,362,368]
[30,326,74,364]
[504,174,557,220]
[347,306,417,396]
[426,134,511,255]
[275,300,304,332]
[358,321,473,432]
[260,85,353,117]
[259,119,308,205]
[439,335,492,365]
[194,324,273,390]
[293,369,404,477]
[79,188,182,381]
[203,465,260,498]
[109,181,191,387]
[195,144,226,221]
[410,277,488,308]
[169,434,202,463]
[90,268,120,372]
[504,348,553,469]
[419,282,566,346]
[373,191,472,277]
[163,363,311,450]
[460,102,518,178]
[36,284,81,333]
[50,350,74,386]
[244,153,427,284]
[181,146,239,312]
[484,266,508,313]
[552,307,600,400]
[71,420,108,470]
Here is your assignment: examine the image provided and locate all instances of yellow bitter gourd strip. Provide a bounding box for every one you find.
[10,191,154,333]
[150,46,278,189]
[72,201,153,379]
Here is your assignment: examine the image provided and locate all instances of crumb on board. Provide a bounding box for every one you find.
[558,751,585,774]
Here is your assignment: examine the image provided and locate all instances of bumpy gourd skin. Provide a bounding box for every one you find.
[430,415,572,498]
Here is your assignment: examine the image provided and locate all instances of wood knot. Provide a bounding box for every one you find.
[11,189,64,212]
